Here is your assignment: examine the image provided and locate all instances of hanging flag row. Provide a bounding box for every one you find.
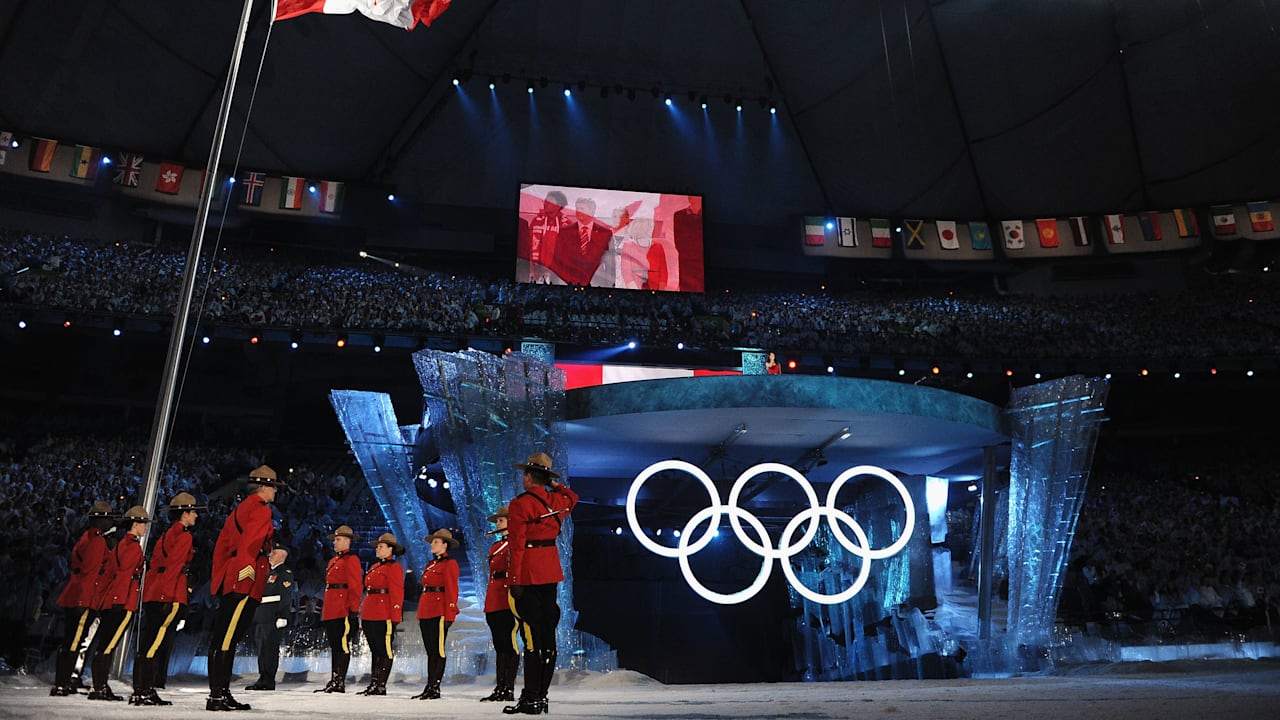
[801,204,1277,260]
[0,132,345,215]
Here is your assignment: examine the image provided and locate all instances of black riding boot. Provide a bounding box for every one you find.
[411,653,444,699]
[87,654,124,701]
[481,651,518,702]
[51,649,77,696]
[503,650,545,715]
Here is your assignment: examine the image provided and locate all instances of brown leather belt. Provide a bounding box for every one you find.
[365,588,389,594]
[490,571,508,579]
[526,538,556,548]
[326,583,348,589]
[422,585,445,593]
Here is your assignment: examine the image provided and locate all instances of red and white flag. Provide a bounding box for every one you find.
[1210,205,1236,236]
[319,180,344,213]
[1104,214,1125,244]
[274,0,452,31]
[936,220,959,250]
[1001,220,1025,250]
[155,162,184,194]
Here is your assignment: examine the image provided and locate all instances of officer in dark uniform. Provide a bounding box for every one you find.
[246,543,294,691]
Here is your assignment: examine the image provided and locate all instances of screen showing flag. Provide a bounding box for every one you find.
[518,183,704,293]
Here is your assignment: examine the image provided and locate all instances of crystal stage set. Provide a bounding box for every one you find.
[323,347,1111,684]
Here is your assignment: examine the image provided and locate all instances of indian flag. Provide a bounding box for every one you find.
[280,176,305,210]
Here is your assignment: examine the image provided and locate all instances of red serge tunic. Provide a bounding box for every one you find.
[103,533,144,611]
[361,558,405,623]
[321,552,364,621]
[58,527,110,610]
[418,554,459,621]
[211,494,274,599]
[483,537,513,613]
[143,521,194,604]
[508,483,579,586]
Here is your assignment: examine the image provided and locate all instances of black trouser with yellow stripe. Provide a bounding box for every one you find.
[208,593,258,697]
[54,607,96,689]
[132,601,184,695]
[91,607,134,691]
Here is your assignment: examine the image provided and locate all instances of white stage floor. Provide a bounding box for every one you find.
[4,660,1280,719]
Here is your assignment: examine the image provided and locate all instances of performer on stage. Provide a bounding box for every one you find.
[88,505,151,702]
[356,533,405,696]
[51,501,115,697]
[480,504,520,702]
[208,465,286,711]
[245,543,294,691]
[315,525,363,694]
[129,492,203,706]
[504,452,578,716]
[411,528,460,700]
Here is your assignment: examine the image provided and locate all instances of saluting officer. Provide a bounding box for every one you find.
[51,501,115,697]
[246,543,294,691]
[316,525,363,694]
[130,492,203,706]
[504,452,578,716]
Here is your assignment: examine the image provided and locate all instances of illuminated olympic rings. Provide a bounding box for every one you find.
[625,460,916,605]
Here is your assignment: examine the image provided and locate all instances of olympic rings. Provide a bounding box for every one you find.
[626,460,916,605]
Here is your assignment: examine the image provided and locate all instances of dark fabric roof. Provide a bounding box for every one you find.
[4,0,1279,227]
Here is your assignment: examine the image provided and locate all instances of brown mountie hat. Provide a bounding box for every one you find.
[122,505,152,523]
[87,501,114,518]
[168,492,206,510]
[326,525,357,540]
[514,452,560,479]
[247,464,289,490]
[372,532,406,556]
[487,504,510,523]
[424,528,459,548]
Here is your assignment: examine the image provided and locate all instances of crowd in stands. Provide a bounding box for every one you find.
[3,229,1278,362]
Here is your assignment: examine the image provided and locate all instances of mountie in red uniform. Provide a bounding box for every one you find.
[144,521,194,604]
[362,558,405,623]
[322,551,364,621]
[103,532,145,611]
[484,536,513,613]
[507,482,579,586]
[419,553,460,621]
[58,526,111,610]
[211,493,274,600]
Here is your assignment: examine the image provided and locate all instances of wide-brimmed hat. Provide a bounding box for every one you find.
[168,492,206,511]
[424,528,459,548]
[87,501,114,518]
[487,504,510,523]
[122,506,152,524]
[372,532,406,556]
[247,464,289,490]
[326,525,357,541]
[514,452,560,479]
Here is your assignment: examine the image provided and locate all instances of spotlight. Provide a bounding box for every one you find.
[677,342,685,350]
[290,341,299,350]
[563,85,571,97]
[250,336,259,344]
[387,193,396,202]
[627,340,637,349]
[9,137,18,149]
[113,328,121,337]
[63,320,71,328]
[16,320,25,329]
[202,336,210,344]
[374,345,382,353]
[336,338,346,348]
[664,96,672,106]
[770,104,777,115]
[735,100,742,112]
[613,527,622,536]
[489,80,495,90]
[452,77,460,86]
[101,156,112,165]
[307,184,317,194]
[788,359,797,370]
[527,81,534,94]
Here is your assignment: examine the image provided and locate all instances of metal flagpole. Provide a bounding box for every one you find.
[118,0,261,678]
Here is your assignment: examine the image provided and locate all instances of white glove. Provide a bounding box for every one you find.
[275,618,287,629]
[175,619,186,632]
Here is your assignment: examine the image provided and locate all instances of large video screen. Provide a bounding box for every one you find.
[517,183,704,292]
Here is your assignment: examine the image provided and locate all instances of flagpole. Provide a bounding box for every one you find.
[119,0,261,676]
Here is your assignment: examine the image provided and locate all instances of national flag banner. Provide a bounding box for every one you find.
[112,153,143,187]
[1104,214,1125,244]
[1138,211,1162,241]
[1247,201,1274,232]
[240,171,266,205]
[274,0,453,31]
[836,217,857,247]
[1210,205,1236,236]
[1035,218,1059,248]
[1001,220,1025,249]
[319,180,344,213]
[903,219,926,250]
[280,175,305,210]
[969,221,991,250]
[803,216,827,246]
[1173,208,1199,238]
[1069,216,1090,246]
[869,218,893,248]
[155,162,184,194]
[0,131,12,166]
[936,220,959,250]
[28,137,57,172]
[69,145,102,180]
